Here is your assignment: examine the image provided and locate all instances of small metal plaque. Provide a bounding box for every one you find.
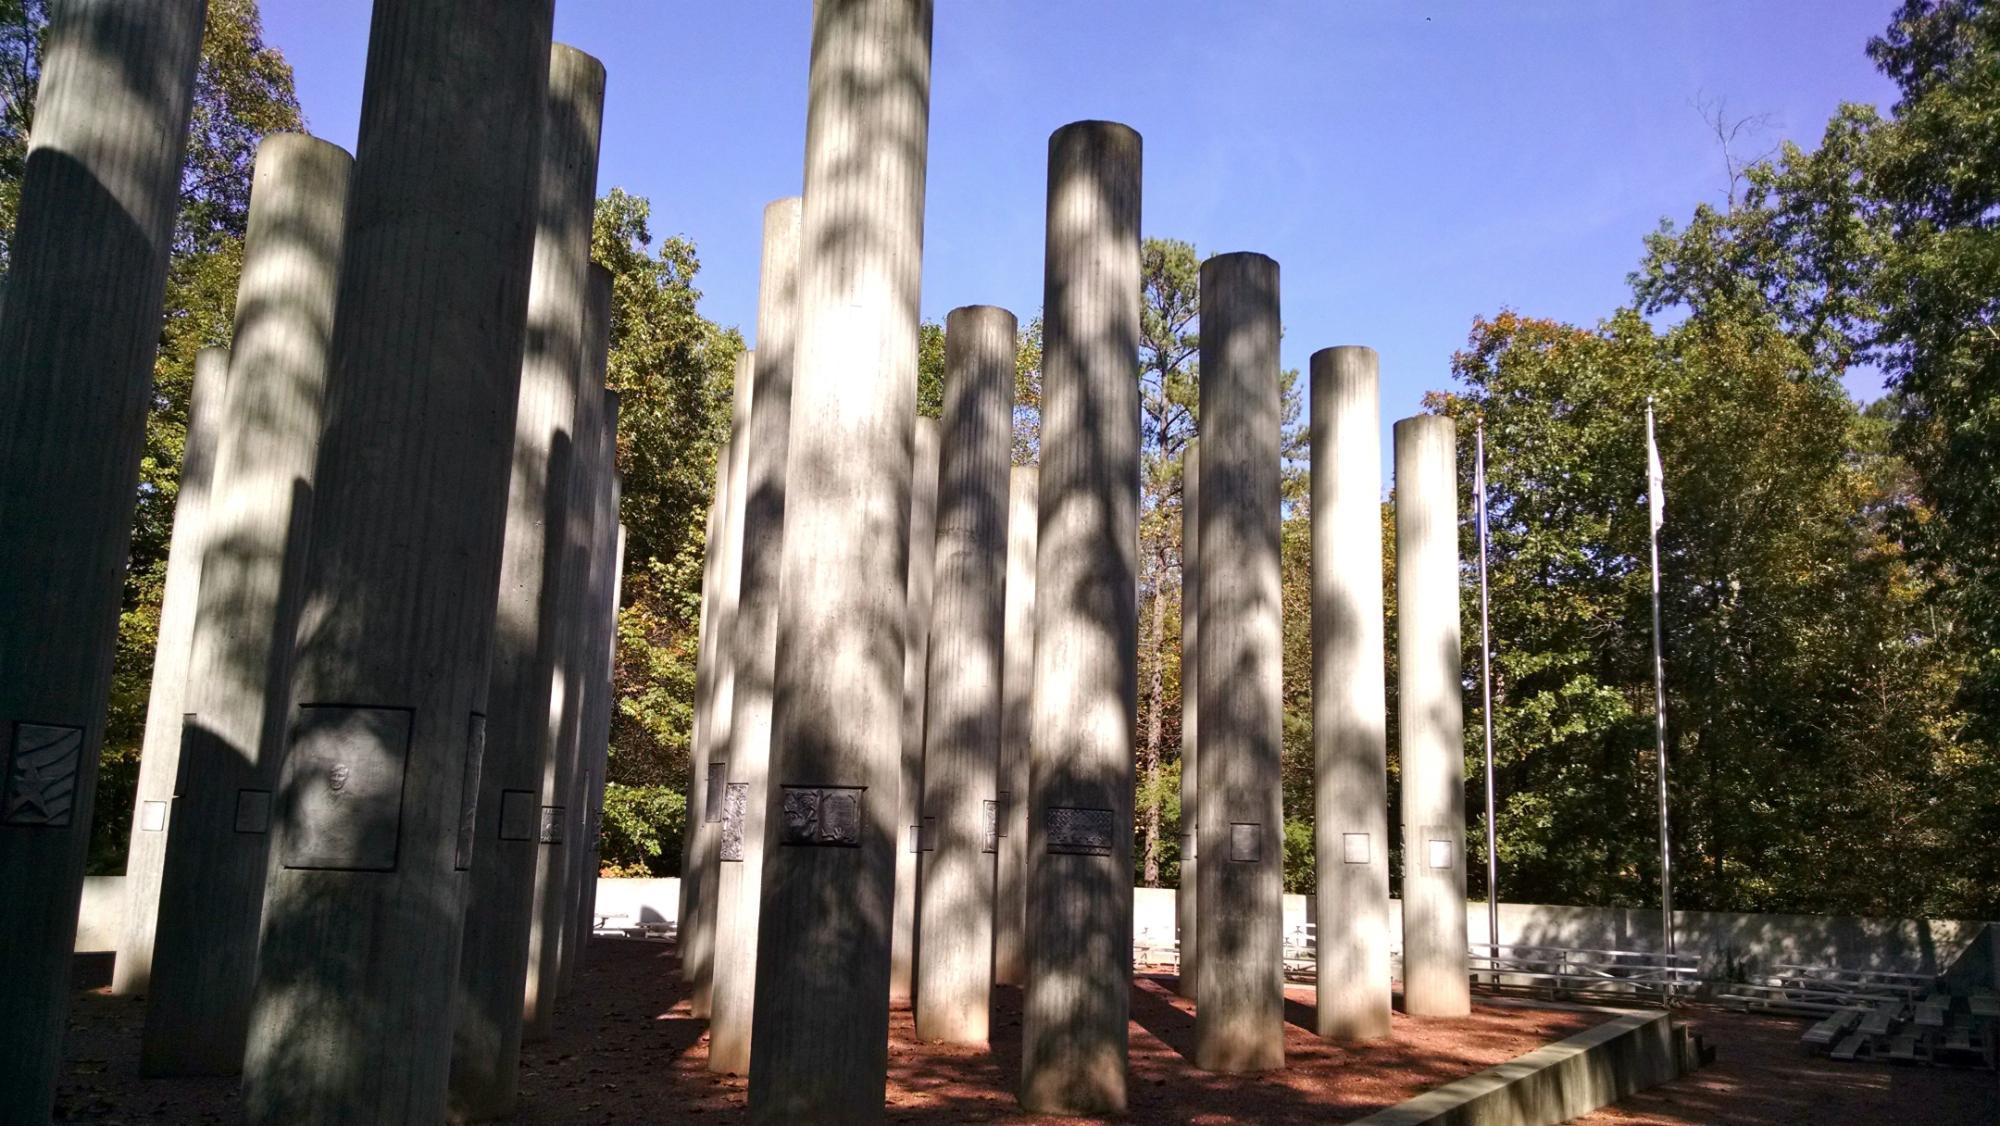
[704,761,726,822]
[140,800,168,833]
[780,785,863,847]
[454,713,486,870]
[498,789,538,841]
[982,800,998,854]
[1343,832,1371,865]
[234,789,272,834]
[279,705,411,870]
[540,805,566,845]
[1046,806,1114,856]
[995,791,1010,837]
[1230,822,1262,863]
[3,722,84,827]
[720,781,748,861]
[1427,838,1454,870]
[908,823,921,853]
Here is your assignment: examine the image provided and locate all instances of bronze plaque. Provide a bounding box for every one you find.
[280,705,411,871]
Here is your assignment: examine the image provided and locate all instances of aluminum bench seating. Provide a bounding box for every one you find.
[1831,1031,1870,1061]
[1802,1007,1862,1049]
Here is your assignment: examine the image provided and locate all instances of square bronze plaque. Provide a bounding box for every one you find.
[720,781,748,861]
[279,705,411,871]
[1230,822,1261,863]
[1427,838,1454,870]
[1342,832,1371,865]
[3,722,84,827]
[779,785,864,847]
[234,789,272,834]
[540,805,566,845]
[1046,806,1114,856]
[498,789,538,841]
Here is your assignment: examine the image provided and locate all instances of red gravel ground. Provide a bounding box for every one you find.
[51,940,1998,1123]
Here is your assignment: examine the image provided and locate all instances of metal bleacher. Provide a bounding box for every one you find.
[1718,962,1997,1071]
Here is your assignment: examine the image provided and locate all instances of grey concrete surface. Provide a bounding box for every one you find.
[239,5,555,1120]
[1176,441,1199,1001]
[993,466,1037,988]
[893,417,940,1004]
[1020,119,1142,1117]
[0,3,203,1114]
[914,306,1017,1044]
[677,441,732,996]
[748,1,931,1117]
[1394,414,1471,1019]
[560,387,620,996]
[1310,346,1393,1041]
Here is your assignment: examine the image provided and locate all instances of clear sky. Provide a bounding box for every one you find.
[262,1,1900,439]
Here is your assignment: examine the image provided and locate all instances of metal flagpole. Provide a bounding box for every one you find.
[1475,418,1498,965]
[1646,398,1674,957]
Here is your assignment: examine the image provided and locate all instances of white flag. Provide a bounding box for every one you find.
[1646,405,1665,533]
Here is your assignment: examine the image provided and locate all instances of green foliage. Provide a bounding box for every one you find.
[599,783,686,878]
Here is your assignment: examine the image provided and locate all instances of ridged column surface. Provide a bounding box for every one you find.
[525,330,612,1040]
[1310,346,1392,1040]
[1193,253,1285,1074]
[748,0,931,1118]
[677,442,731,974]
[710,196,803,1077]
[1176,442,1199,999]
[450,44,604,1120]
[1394,414,1471,1018]
[914,306,1017,1043]
[241,3,555,1120]
[686,349,754,1018]
[142,134,352,1078]
[561,283,620,994]
[115,345,229,997]
[0,3,203,1114]
[892,418,940,1002]
[1021,119,1141,1117]
[992,465,1037,987]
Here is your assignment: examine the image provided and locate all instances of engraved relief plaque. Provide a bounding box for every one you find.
[982,800,998,854]
[779,785,863,847]
[279,705,411,870]
[234,789,272,834]
[3,722,84,827]
[1045,806,1114,856]
[1230,822,1262,863]
[1427,838,1454,870]
[498,789,538,841]
[995,790,1010,837]
[140,800,168,833]
[454,713,486,870]
[719,781,748,861]
[704,761,726,822]
[539,805,566,845]
[1342,831,1371,865]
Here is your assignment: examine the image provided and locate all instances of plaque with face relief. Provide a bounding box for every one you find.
[279,705,411,871]
[780,785,864,847]
[1045,806,1114,856]
[540,805,566,845]
[719,781,748,861]
[3,722,84,827]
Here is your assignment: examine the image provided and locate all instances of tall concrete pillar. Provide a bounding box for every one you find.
[747,0,931,1117]
[709,196,803,1077]
[1394,414,1470,1018]
[449,44,603,1119]
[1193,252,1284,1074]
[1176,441,1199,1000]
[561,390,621,994]
[992,465,1037,988]
[240,4,555,1120]
[1021,119,1142,1117]
[686,350,754,1019]
[140,134,352,1077]
[677,441,732,978]
[114,345,229,997]
[573,520,627,964]
[524,332,615,1040]
[915,305,1017,1043]
[892,417,940,1003]
[1311,346,1392,1040]
[0,4,203,1113]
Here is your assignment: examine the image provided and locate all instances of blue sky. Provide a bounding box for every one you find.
[263,1,1899,436]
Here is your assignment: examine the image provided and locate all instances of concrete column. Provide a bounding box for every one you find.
[577,522,627,953]
[747,0,931,1117]
[0,4,203,1113]
[449,44,603,1119]
[709,195,803,1077]
[1193,252,1284,1074]
[892,417,940,1003]
[1021,119,1142,1117]
[992,465,1037,988]
[524,330,615,1039]
[114,345,229,997]
[1311,346,1392,1040]
[677,441,732,979]
[914,305,1017,1043]
[1176,441,1199,1000]
[686,349,754,1019]
[1394,414,1470,1018]
[241,4,555,1120]
[561,391,621,994]
[140,134,352,1077]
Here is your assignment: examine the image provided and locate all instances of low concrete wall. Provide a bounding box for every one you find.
[590,876,681,928]
[74,875,125,953]
[1350,1009,1689,1126]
